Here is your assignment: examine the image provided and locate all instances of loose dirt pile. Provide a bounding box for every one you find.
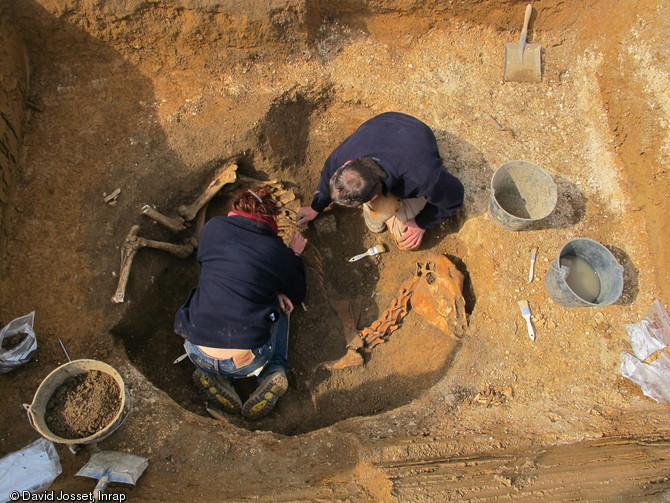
[45,371,121,439]
[0,332,27,351]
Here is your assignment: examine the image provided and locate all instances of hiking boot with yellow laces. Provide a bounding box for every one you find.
[241,370,288,420]
[192,369,242,414]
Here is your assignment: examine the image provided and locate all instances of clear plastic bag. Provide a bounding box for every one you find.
[620,300,670,403]
[0,438,62,502]
[0,312,37,374]
[624,300,670,360]
[620,352,670,403]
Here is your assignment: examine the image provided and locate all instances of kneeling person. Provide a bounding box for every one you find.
[297,112,464,250]
[174,186,307,420]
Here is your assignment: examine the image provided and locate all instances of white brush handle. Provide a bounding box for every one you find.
[348,252,369,262]
[524,316,536,341]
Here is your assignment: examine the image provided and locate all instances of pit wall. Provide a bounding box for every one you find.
[0,10,29,259]
[7,0,668,297]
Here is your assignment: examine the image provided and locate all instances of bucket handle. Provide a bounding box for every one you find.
[549,260,570,277]
[23,403,39,433]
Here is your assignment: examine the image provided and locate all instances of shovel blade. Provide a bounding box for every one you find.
[76,451,148,485]
[504,43,542,83]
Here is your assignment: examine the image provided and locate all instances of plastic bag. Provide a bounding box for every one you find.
[624,300,670,360]
[620,352,670,403]
[0,312,37,374]
[0,437,62,502]
[620,300,670,403]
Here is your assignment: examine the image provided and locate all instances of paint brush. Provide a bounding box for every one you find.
[518,300,535,341]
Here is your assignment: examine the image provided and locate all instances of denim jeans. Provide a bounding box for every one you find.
[184,313,289,381]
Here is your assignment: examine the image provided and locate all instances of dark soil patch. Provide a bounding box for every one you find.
[0,332,28,350]
[45,370,121,439]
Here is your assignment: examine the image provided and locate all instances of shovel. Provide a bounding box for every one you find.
[503,4,542,83]
[76,451,148,501]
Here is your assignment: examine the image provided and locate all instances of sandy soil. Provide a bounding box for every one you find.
[1,0,669,501]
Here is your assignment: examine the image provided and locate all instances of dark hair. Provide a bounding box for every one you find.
[329,157,386,207]
[231,185,278,216]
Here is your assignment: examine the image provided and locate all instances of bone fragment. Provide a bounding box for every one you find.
[329,298,363,350]
[317,298,365,371]
[140,204,187,233]
[322,348,364,371]
[112,225,195,303]
[236,174,278,186]
[111,225,141,304]
[137,236,194,259]
[178,161,238,222]
[103,188,121,204]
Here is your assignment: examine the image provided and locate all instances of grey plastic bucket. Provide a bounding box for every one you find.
[545,238,624,307]
[489,160,558,230]
[26,359,130,445]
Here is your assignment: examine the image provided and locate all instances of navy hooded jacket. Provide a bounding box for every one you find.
[310,112,464,229]
[174,215,306,349]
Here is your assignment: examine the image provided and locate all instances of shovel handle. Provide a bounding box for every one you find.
[520,4,533,43]
[93,474,109,502]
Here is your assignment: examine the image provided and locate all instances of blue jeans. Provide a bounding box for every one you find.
[184,313,289,381]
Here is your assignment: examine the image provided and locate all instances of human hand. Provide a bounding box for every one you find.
[289,232,308,256]
[397,219,425,250]
[296,206,318,226]
[277,293,294,314]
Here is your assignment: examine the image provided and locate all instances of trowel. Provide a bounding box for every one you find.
[76,451,148,501]
[504,4,542,83]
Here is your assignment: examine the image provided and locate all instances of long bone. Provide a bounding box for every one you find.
[321,298,364,371]
[140,204,187,233]
[178,161,238,222]
[111,225,195,304]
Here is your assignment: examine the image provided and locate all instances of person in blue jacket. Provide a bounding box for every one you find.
[297,112,464,250]
[175,185,307,420]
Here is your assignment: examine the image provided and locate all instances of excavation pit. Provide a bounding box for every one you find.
[2,0,670,499]
[111,174,471,435]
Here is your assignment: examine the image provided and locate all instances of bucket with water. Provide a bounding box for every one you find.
[545,238,624,307]
[489,160,558,231]
[25,359,130,445]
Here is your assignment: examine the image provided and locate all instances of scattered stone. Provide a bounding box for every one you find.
[473,385,513,407]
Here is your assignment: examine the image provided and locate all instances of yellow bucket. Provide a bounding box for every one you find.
[26,359,129,445]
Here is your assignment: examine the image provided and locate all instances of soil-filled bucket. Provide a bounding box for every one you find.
[26,359,129,445]
[489,160,558,231]
[545,238,624,307]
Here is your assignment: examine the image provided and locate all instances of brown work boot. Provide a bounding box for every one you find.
[193,369,242,414]
[241,370,288,420]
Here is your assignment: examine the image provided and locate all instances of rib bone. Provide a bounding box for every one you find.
[140,204,187,233]
[178,161,238,222]
[112,225,195,304]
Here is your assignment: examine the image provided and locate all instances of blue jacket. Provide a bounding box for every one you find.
[174,215,306,349]
[310,112,464,229]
